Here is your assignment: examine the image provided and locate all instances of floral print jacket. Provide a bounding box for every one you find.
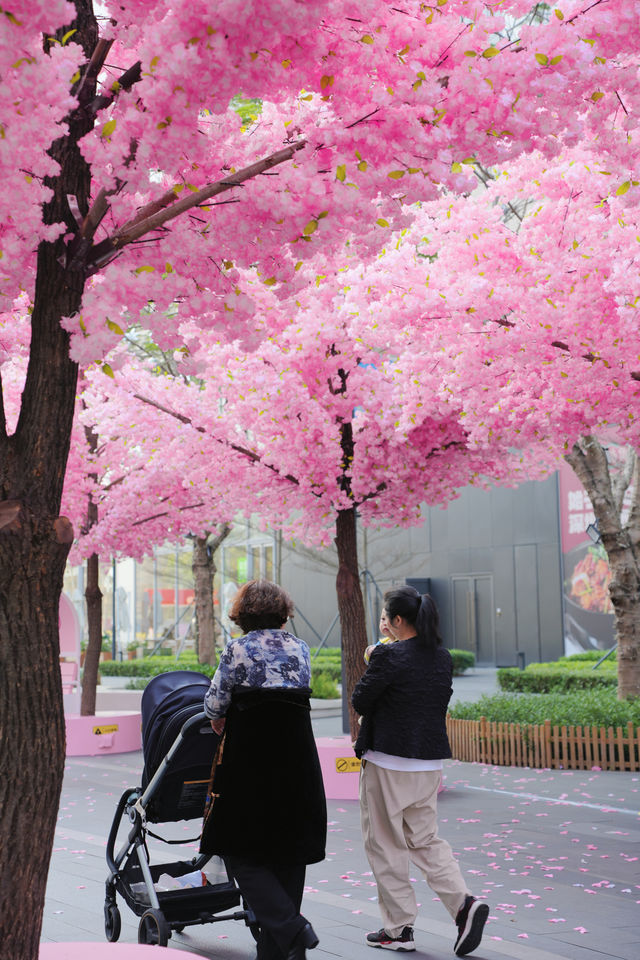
[204,628,312,722]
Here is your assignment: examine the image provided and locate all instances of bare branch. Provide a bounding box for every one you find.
[133,392,301,486]
[74,37,114,107]
[131,501,205,527]
[90,60,143,114]
[86,140,307,272]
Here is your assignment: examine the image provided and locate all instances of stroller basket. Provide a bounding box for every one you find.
[119,858,240,923]
[104,671,258,947]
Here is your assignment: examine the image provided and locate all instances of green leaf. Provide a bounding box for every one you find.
[336,164,346,182]
[482,46,500,59]
[106,319,124,335]
[376,218,390,227]
[303,220,318,236]
[535,53,549,66]
[361,34,374,44]
[616,181,631,196]
[102,363,115,379]
[388,170,405,180]
[101,118,116,139]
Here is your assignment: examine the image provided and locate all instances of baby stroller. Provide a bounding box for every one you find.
[104,670,259,947]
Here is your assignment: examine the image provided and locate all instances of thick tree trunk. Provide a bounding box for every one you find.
[0,5,97,957]
[80,425,102,715]
[335,506,368,739]
[565,438,640,699]
[81,552,103,715]
[192,525,230,665]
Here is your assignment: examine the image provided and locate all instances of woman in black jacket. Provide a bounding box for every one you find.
[352,586,488,957]
[201,580,326,960]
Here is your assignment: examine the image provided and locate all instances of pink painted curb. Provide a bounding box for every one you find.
[40,944,203,959]
[316,735,360,800]
[65,711,141,756]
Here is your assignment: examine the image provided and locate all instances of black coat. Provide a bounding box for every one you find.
[352,638,453,761]
[200,687,327,866]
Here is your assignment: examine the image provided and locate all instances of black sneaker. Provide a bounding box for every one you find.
[454,896,489,957]
[366,927,415,951]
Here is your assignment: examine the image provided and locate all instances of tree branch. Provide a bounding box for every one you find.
[86,140,307,273]
[131,501,205,527]
[89,60,143,114]
[132,392,301,486]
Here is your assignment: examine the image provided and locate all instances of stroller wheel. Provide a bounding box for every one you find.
[138,908,170,946]
[104,902,121,942]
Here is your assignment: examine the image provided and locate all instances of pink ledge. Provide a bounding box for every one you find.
[40,944,203,959]
[316,735,360,800]
[315,736,446,800]
[65,711,142,756]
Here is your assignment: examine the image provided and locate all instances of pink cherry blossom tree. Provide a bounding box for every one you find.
[1,1,638,956]
[73,282,553,737]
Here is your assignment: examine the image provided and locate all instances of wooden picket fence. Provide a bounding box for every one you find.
[446,716,640,771]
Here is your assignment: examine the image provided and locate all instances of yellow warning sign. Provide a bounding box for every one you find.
[93,724,119,735]
[335,757,361,773]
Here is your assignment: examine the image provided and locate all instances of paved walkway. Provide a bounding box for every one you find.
[42,667,640,959]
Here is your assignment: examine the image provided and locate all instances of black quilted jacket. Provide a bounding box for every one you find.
[352,637,453,760]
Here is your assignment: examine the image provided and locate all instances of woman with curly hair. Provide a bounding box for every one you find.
[201,579,326,960]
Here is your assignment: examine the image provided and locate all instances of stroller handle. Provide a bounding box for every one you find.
[180,709,210,736]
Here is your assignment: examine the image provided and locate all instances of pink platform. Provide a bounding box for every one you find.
[40,944,204,959]
[65,711,142,756]
[316,735,361,800]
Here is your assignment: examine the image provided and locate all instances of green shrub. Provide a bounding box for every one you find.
[449,689,640,728]
[99,656,214,678]
[310,670,340,699]
[528,658,615,672]
[560,650,616,662]
[309,660,342,681]
[103,654,340,699]
[498,666,617,694]
[450,649,475,676]
[309,646,341,660]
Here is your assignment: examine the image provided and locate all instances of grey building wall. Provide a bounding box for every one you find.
[281,473,565,667]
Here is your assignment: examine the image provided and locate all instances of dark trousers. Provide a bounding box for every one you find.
[225,856,307,960]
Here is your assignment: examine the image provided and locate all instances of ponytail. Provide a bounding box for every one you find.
[383,586,442,653]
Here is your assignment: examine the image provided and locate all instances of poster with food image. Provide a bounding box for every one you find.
[558,460,616,654]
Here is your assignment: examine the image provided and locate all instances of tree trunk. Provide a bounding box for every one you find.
[335,506,368,739]
[0,5,97,957]
[192,524,231,666]
[81,552,103,715]
[80,425,102,715]
[565,438,640,699]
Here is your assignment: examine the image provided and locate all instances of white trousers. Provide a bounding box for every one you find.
[359,760,469,936]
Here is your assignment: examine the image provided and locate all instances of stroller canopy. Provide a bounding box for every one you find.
[140,670,217,821]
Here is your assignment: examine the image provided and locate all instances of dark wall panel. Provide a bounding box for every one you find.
[514,544,540,664]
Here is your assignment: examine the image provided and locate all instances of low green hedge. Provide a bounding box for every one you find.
[449,689,640,728]
[498,666,617,693]
[450,649,475,676]
[99,654,340,698]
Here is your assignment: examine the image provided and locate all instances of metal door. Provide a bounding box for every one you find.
[451,575,495,663]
